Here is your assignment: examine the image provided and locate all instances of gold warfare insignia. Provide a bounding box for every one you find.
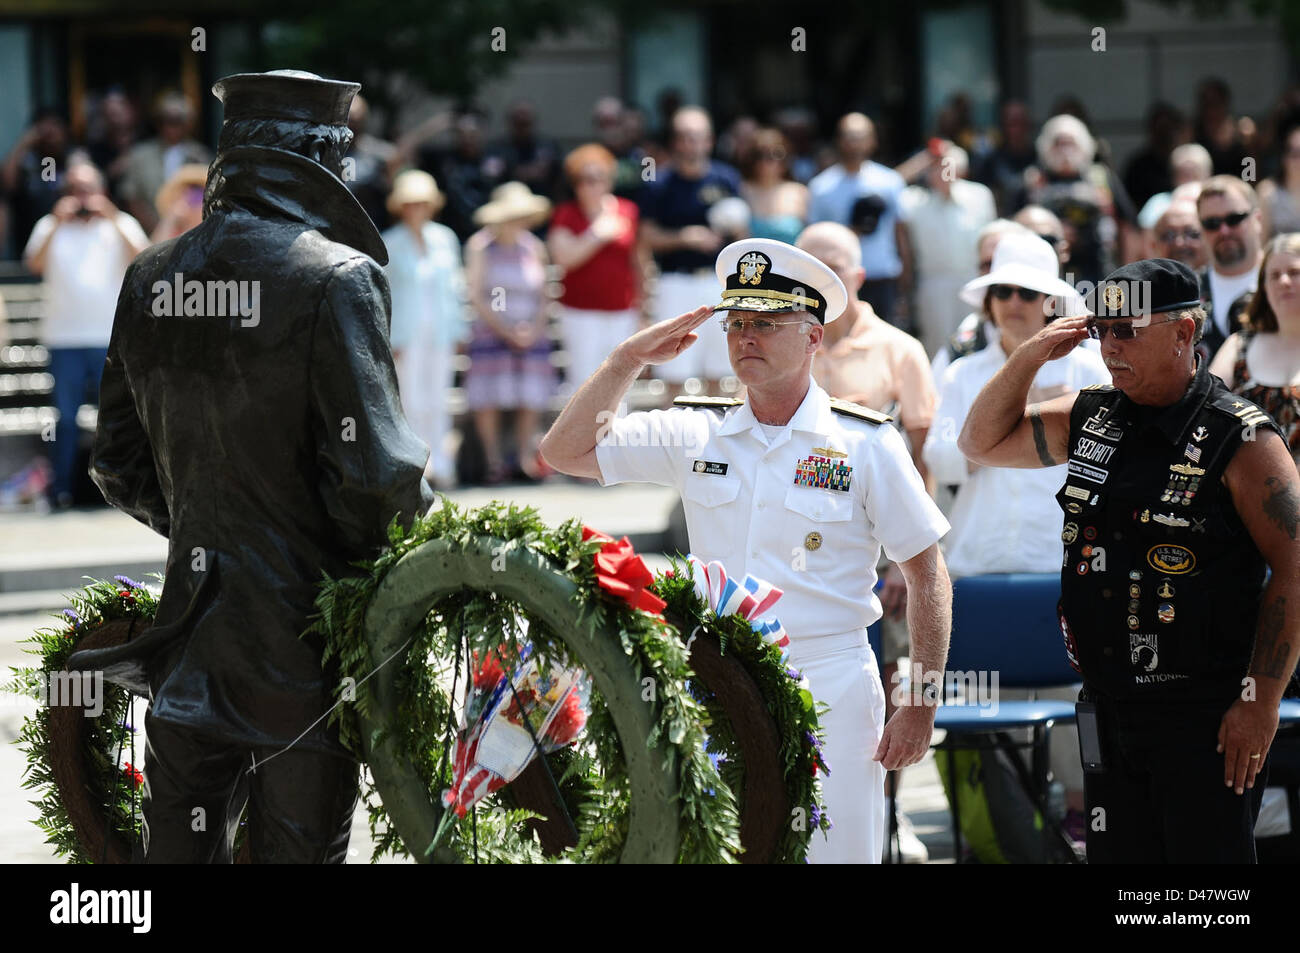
[1062,523,1079,544]
[1102,284,1124,311]
[1169,462,1205,476]
[737,251,770,286]
[1147,544,1196,575]
[812,446,848,459]
[804,531,823,551]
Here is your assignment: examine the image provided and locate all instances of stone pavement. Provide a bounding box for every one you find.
[0,480,954,864]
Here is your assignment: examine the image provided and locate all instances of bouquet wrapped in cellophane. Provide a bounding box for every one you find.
[440,643,589,821]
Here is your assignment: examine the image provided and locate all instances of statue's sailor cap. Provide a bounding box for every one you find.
[212,70,359,126]
[711,238,849,324]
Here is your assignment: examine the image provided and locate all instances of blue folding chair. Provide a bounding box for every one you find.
[931,573,1081,863]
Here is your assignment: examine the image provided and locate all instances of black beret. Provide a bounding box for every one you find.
[212,70,359,126]
[1093,258,1202,319]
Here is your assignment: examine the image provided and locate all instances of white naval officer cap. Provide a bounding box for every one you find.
[711,238,849,324]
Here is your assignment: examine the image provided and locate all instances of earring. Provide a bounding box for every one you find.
[1176,348,1182,357]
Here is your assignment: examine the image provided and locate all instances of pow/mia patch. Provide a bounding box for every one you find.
[737,251,770,286]
[692,460,729,476]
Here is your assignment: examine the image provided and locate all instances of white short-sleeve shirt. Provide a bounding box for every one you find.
[596,379,949,636]
[24,212,149,348]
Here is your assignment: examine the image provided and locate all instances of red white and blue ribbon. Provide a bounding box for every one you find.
[686,555,790,658]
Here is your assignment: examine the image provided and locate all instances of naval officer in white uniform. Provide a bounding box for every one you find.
[540,237,952,863]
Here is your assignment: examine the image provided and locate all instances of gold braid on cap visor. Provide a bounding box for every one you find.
[717,288,823,310]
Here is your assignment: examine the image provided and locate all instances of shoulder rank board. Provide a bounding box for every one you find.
[828,397,892,425]
[674,396,744,413]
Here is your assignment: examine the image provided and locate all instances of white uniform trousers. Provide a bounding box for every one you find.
[788,628,887,864]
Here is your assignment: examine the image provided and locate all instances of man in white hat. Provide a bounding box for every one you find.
[540,237,952,863]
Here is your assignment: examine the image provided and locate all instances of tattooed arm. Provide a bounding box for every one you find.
[1221,430,1300,794]
[958,316,1089,469]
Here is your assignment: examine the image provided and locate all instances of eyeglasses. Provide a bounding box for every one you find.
[1086,316,1183,341]
[720,316,812,334]
[1199,211,1250,232]
[991,285,1044,302]
[1157,228,1202,243]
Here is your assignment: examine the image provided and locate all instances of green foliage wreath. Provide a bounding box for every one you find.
[8,577,155,863]
[12,502,832,865]
[308,498,743,864]
[652,562,832,862]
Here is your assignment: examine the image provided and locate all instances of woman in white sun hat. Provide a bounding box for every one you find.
[923,230,1109,843]
[382,169,468,489]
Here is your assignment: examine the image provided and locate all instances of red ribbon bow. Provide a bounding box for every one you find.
[582,527,666,616]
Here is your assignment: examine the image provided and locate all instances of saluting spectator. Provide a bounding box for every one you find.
[549,144,646,396]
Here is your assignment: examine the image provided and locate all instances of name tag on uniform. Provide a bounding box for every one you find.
[692,460,729,476]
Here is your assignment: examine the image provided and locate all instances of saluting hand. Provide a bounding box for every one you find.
[614,305,714,367]
[1016,314,1091,367]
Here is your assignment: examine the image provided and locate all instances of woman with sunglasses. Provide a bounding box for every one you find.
[925,231,1106,575]
[1210,233,1300,463]
[739,128,808,246]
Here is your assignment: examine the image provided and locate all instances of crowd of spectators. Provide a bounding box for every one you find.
[5,78,1300,507]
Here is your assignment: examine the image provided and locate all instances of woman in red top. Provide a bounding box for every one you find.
[547,143,648,394]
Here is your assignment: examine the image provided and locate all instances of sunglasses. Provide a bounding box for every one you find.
[720,316,811,334]
[1086,315,1182,340]
[1199,211,1250,232]
[1157,228,1202,243]
[991,285,1044,302]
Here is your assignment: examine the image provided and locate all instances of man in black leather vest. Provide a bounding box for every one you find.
[68,71,432,862]
[957,258,1300,863]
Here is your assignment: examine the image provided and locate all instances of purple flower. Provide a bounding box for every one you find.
[810,803,822,827]
[62,609,79,624]
[786,668,802,681]
[113,574,142,590]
